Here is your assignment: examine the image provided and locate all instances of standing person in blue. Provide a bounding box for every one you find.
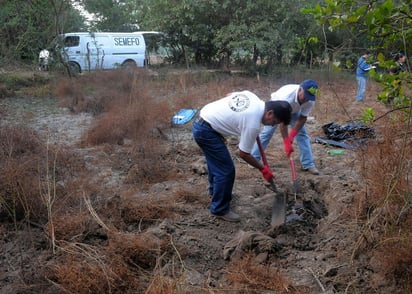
[355,50,376,102]
[251,80,320,175]
[192,91,292,222]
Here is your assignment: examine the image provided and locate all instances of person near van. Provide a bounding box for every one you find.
[192,91,292,222]
[355,50,376,102]
[251,80,320,175]
[38,49,50,71]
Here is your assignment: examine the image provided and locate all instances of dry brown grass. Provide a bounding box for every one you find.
[350,108,412,287]
[376,241,412,291]
[173,186,209,206]
[52,241,140,294]
[120,194,179,225]
[3,68,411,293]
[0,126,73,224]
[50,230,176,293]
[224,254,309,293]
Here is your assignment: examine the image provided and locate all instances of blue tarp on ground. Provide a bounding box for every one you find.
[172,109,197,125]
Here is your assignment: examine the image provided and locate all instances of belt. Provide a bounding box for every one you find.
[196,116,212,127]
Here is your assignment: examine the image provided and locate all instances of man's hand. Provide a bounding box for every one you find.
[283,137,294,157]
[260,165,274,182]
[288,128,298,143]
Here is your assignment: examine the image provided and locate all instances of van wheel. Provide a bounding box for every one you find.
[122,60,136,70]
[68,62,81,75]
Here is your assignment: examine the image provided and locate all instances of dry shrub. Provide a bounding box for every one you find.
[81,71,171,145]
[52,231,171,293]
[355,115,411,216]
[54,70,147,115]
[0,125,87,224]
[375,241,412,290]
[0,83,13,98]
[352,110,412,292]
[145,274,182,294]
[52,242,139,294]
[173,186,209,207]
[126,139,181,185]
[84,111,129,145]
[54,78,87,112]
[0,126,49,222]
[121,195,177,225]
[46,212,92,241]
[224,254,305,293]
[107,231,169,270]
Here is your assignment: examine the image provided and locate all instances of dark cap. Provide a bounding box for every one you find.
[300,79,319,101]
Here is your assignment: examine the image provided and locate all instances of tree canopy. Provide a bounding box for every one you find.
[0,0,85,62]
[304,0,411,107]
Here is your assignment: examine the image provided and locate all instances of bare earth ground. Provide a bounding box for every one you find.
[0,71,395,293]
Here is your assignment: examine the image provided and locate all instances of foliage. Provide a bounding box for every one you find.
[305,0,412,109]
[138,0,323,69]
[78,0,142,31]
[306,2,412,292]
[360,107,375,124]
[0,0,85,62]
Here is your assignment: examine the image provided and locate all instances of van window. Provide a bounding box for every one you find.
[64,36,80,47]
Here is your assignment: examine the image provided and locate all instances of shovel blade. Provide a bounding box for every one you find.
[271,192,286,227]
[293,180,299,195]
[267,179,286,227]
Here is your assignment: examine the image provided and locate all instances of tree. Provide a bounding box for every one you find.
[78,0,142,31]
[0,0,85,62]
[305,0,411,107]
[139,0,322,69]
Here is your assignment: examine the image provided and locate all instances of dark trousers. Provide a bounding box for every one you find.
[192,120,235,215]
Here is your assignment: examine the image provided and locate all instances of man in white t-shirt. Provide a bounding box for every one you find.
[251,80,320,175]
[38,49,50,71]
[192,91,292,222]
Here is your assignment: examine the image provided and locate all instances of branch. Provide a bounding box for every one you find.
[372,106,410,122]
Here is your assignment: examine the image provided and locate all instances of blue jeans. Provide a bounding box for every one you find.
[355,76,367,101]
[251,112,315,169]
[192,120,235,215]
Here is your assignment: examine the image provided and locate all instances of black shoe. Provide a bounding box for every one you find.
[212,211,241,222]
[302,167,320,175]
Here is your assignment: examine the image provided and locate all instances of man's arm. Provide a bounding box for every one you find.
[238,150,264,170]
[292,115,307,131]
[239,149,274,182]
[279,123,288,139]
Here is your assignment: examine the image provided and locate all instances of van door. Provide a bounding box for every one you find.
[86,35,108,70]
[62,35,84,72]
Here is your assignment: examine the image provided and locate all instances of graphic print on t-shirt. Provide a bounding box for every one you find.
[228,94,250,112]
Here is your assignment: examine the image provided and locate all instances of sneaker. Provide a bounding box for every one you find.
[212,210,241,222]
[302,167,320,175]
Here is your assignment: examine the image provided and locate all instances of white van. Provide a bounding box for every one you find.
[58,32,155,73]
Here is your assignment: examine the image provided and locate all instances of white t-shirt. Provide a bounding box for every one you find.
[39,49,50,59]
[270,84,314,117]
[200,90,265,153]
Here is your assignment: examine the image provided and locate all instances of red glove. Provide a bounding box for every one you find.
[283,137,294,157]
[288,128,298,143]
[260,165,274,182]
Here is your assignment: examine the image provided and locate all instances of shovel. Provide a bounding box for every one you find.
[256,137,286,227]
[288,153,304,222]
[289,154,299,200]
